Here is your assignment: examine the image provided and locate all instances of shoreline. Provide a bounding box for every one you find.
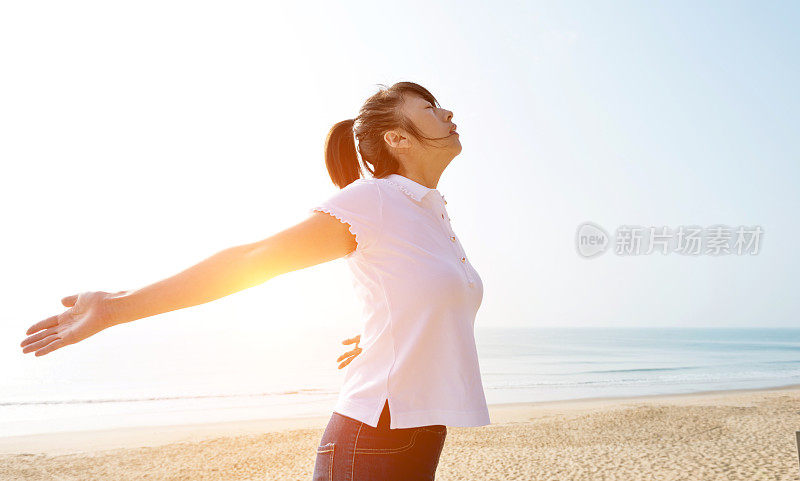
[2,382,799,456]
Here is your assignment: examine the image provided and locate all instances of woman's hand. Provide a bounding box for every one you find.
[20,291,117,357]
[337,334,362,369]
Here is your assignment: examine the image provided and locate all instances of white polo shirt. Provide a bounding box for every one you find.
[309,173,489,429]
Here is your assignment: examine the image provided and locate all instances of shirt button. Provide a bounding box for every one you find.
[450,236,456,242]
[461,257,466,263]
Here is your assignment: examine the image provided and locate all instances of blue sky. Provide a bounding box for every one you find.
[1,0,798,359]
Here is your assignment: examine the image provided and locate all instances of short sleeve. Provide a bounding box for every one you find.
[309,179,383,254]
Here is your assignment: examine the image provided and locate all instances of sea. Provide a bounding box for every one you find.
[2,326,799,438]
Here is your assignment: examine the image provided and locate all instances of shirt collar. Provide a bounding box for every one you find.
[383,173,442,203]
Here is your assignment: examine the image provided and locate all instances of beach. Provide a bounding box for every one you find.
[1,384,799,480]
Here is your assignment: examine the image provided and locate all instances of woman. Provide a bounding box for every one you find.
[19,81,488,480]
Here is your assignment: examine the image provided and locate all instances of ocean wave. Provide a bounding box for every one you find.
[0,388,334,407]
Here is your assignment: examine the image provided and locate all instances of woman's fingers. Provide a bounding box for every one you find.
[338,355,357,369]
[336,346,362,362]
[337,334,362,368]
[22,333,61,355]
[336,347,362,370]
[34,337,68,357]
[341,335,361,345]
[337,346,362,361]
[61,294,79,307]
[25,314,60,336]
[20,326,60,348]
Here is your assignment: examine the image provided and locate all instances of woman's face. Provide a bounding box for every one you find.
[385,93,461,159]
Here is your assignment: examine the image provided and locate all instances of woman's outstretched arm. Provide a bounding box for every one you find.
[103,211,357,325]
[20,211,358,356]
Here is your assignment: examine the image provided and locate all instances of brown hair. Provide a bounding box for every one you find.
[323,81,448,189]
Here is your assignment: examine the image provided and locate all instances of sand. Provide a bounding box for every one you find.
[2,384,800,480]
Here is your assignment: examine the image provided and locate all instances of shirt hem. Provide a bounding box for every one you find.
[334,398,491,429]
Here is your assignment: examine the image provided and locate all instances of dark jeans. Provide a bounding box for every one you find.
[312,401,447,481]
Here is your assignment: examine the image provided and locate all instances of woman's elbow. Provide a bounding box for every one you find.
[247,214,356,281]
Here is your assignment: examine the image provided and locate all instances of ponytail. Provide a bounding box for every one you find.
[324,119,361,189]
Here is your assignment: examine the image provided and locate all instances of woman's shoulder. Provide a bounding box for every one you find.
[361,176,398,193]
[349,177,394,197]
[345,177,409,204]
[352,177,383,187]
[341,177,383,190]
